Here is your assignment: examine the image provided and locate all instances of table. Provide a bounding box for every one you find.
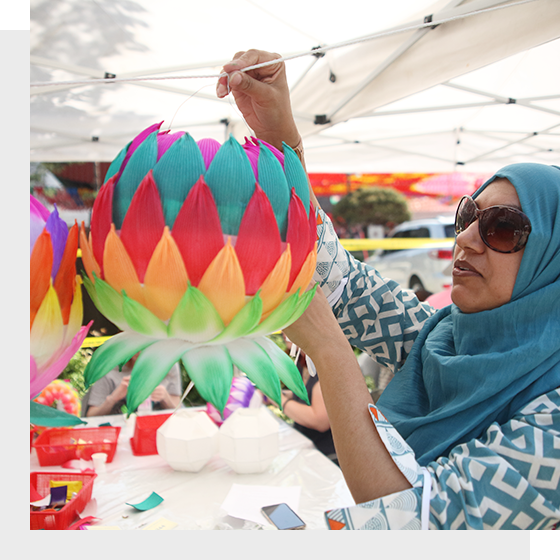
[30,407,355,530]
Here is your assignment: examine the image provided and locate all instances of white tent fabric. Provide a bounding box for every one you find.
[30,0,560,173]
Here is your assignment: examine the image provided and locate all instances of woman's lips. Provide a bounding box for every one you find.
[453,260,482,277]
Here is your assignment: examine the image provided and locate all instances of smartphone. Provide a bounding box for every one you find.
[261,503,306,530]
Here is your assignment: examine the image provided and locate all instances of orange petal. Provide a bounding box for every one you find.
[259,245,291,316]
[79,222,101,283]
[31,230,53,329]
[198,238,245,325]
[103,224,145,306]
[143,227,189,321]
[287,244,317,296]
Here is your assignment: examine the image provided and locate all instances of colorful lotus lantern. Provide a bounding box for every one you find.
[30,195,90,425]
[81,122,317,414]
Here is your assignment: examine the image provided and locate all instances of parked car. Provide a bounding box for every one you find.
[365,216,455,295]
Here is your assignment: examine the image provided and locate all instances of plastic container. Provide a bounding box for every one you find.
[30,471,97,530]
[33,426,121,466]
[130,413,172,456]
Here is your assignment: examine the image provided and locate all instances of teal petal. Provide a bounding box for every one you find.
[30,401,87,427]
[113,131,158,228]
[256,142,290,237]
[126,339,196,413]
[104,141,130,183]
[152,133,206,228]
[87,272,127,329]
[209,292,262,344]
[226,338,282,406]
[256,336,309,404]
[181,345,233,414]
[247,290,301,337]
[282,143,310,217]
[168,285,225,342]
[122,292,167,337]
[204,135,255,236]
[83,332,157,389]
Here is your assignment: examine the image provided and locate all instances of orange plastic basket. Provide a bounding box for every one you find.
[130,413,172,456]
[30,471,97,530]
[33,426,120,466]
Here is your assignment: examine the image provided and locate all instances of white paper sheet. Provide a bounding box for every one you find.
[220,484,301,527]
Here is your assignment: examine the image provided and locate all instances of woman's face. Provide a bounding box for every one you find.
[451,179,525,313]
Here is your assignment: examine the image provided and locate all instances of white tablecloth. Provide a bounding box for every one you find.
[30,407,355,530]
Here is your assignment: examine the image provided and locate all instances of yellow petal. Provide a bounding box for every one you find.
[103,225,145,306]
[144,227,189,321]
[198,238,245,325]
[62,276,83,348]
[30,283,64,370]
[79,224,101,283]
[259,246,291,316]
[287,244,317,296]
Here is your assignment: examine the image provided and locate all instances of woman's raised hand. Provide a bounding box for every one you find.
[216,49,300,151]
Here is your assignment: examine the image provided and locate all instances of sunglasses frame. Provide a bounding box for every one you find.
[455,195,532,254]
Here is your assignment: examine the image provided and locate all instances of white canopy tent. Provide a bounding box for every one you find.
[30,0,560,174]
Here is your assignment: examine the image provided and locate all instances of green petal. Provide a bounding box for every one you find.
[126,339,196,413]
[226,338,282,406]
[122,292,167,337]
[256,336,310,405]
[181,345,233,414]
[89,272,127,329]
[204,135,255,236]
[30,401,87,427]
[82,272,101,310]
[282,142,310,217]
[209,292,263,344]
[152,133,206,228]
[113,131,158,228]
[168,285,225,342]
[283,284,318,328]
[83,332,156,389]
[247,290,301,337]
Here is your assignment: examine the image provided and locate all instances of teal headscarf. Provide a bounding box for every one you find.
[377,164,560,466]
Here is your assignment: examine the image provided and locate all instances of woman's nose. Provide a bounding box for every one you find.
[455,220,485,253]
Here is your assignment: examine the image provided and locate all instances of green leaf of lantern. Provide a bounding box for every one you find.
[204,135,255,236]
[209,292,263,344]
[83,332,156,389]
[152,133,206,228]
[121,291,167,337]
[282,284,318,329]
[256,336,310,405]
[168,284,224,342]
[181,345,233,414]
[85,272,127,330]
[126,339,196,414]
[247,290,301,337]
[30,400,87,427]
[225,338,282,407]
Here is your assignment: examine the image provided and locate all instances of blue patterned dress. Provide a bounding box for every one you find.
[313,209,560,530]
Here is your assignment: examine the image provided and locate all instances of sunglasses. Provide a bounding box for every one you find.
[455,195,532,253]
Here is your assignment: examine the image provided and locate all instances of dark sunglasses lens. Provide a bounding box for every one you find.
[455,197,476,234]
[479,208,526,252]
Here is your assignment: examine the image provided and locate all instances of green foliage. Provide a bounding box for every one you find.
[59,348,94,398]
[332,187,411,229]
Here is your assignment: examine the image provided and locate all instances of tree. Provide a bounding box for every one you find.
[332,187,411,234]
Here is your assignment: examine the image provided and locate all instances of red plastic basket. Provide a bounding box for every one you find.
[130,413,172,456]
[30,471,97,530]
[33,426,121,466]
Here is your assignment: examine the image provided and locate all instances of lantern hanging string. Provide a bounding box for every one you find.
[30,0,538,89]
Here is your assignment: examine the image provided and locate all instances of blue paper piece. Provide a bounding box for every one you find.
[126,492,164,511]
[50,486,68,507]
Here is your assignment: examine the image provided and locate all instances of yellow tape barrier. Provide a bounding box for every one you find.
[78,237,454,348]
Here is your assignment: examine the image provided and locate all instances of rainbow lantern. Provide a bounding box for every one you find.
[81,122,317,414]
[30,195,90,426]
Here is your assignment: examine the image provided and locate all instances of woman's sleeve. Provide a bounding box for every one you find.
[324,388,560,530]
[313,208,435,372]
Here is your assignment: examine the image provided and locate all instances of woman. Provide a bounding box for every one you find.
[217,50,560,530]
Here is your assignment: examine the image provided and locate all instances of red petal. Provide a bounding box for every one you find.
[53,223,79,324]
[119,170,166,283]
[172,176,224,286]
[286,189,309,290]
[90,176,115,276]
[235,184,282,295]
